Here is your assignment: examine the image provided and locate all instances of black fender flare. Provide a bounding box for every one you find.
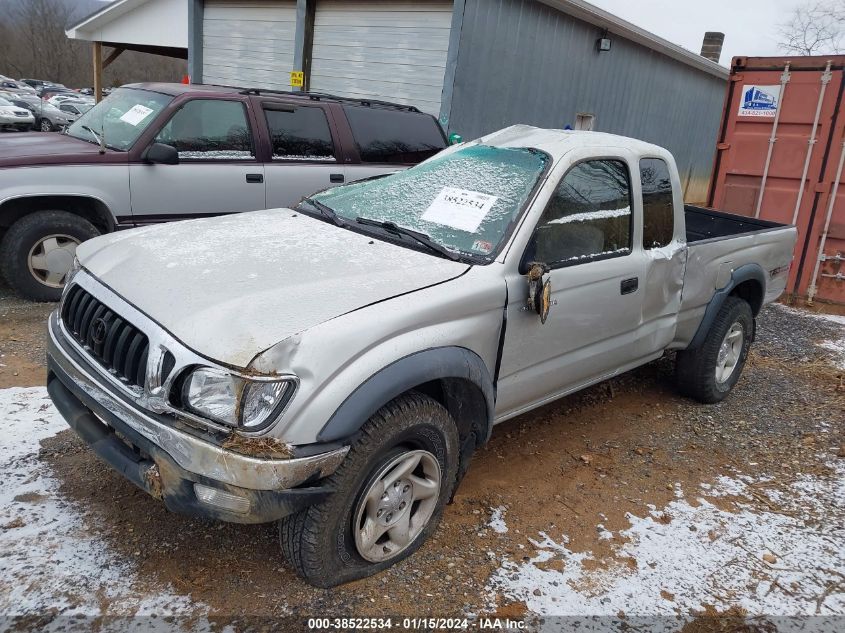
[687,263,766,350]
[317,346,495,444]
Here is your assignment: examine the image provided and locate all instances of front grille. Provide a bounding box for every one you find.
[61,285,149,389]
[14,112,28,118]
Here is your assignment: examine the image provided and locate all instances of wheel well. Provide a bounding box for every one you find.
[412,378,489,449]
[0,196,114,233]
[730,280,763,316]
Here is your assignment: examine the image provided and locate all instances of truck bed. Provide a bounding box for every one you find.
[685,205,784,243]
[671,205,797,351]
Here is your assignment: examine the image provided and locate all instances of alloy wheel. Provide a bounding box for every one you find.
[27,234,80,288]
[352,449,441,563]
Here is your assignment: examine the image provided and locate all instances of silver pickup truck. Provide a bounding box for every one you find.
[0,83,447,301]
[46,125,796,587]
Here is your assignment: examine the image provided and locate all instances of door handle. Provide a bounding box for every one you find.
[245,173,263,184]
[330,173,345,183]
[621,277,639,295]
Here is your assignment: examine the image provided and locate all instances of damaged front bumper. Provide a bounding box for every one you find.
[46,312,348,523]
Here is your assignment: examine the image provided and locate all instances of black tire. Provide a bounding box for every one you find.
[280,392,459,588]
[676,296,753,404]
[0,211,99,302]
[39,118,54,132]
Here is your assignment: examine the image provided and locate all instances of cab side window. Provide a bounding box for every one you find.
[155,99,255,160]
[528,159,632,267]
[640,158,675,249]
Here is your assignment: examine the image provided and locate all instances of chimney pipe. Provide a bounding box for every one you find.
[700,32,725,64]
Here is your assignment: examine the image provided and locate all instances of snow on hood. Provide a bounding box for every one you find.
[76,209,469,368]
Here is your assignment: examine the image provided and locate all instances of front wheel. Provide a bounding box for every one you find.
[279,392,459,588]
[676,296,753,403]
[0,211,100,301]
[39,118,54,132]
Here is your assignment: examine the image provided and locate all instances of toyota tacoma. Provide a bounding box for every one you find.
[46,125,797,587]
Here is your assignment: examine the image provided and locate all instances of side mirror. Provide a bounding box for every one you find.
[448,132,463,145]
[143,142,179,165]
[526,262,552,324]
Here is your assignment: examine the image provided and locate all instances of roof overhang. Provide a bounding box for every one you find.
[538,0,730,80]
[66,0,188,50]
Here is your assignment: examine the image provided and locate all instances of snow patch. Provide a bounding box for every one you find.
[489,506,508,534]
[0,387,215,628]
[489,465,845,617]
[548,207,631,225]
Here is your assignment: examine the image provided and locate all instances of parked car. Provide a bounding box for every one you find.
[38,86,75,101]
[0,79,36,94]
[0,97,35,131]
[45,126,797,588]
[0,82,448,300]
[22,79,66,89]
[57,101,94,119]
[47,94,91,108]
[8,95,78,131]
[7,98,39,128]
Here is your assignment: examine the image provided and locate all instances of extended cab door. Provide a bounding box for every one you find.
[635,156,687,356]
[259,101,348,208]
[496,153,650,419]
[129,98,265,220]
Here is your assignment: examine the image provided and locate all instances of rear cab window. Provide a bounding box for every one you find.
[342,105,446,164]
[263,104,338,162]
[639,157,675,249]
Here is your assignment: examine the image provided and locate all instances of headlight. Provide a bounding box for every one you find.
[182,367,294,431]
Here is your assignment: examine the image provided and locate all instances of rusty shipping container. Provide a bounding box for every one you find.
[709,55,845,304]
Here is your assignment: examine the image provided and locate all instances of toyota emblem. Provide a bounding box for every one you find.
[91,318,109,345]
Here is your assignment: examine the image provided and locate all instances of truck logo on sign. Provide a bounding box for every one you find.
[738,85,780,117]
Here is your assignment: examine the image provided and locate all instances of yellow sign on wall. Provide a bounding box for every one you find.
[290,71,304,88]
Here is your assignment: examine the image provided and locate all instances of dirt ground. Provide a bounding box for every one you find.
[1,276,843,632]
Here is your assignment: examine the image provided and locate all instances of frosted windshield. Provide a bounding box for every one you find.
[312,145,549,257]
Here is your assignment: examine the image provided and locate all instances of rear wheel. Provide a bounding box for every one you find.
[279,392,459,588]
[0,211,100,301]
[676,296,753,403]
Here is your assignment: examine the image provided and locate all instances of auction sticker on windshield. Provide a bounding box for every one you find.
[422,187,499,233]
[120,104,154,126]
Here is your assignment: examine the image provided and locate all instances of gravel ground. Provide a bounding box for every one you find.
[0,280,843,632]
[0,278,53,389]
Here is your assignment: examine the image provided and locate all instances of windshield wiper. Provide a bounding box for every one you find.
[80,125,106,154]
[299,197,347,227]
[355,217,461,261]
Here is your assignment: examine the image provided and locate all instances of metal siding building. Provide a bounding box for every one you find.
[445,0,728,202]
[74,0,728,202]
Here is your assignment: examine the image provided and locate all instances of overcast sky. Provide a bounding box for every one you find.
[588,0,798,66]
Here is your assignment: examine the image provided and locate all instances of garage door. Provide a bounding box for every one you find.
[310,0,453,116]
[202,0,297,90]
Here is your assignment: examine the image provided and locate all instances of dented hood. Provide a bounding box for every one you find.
[77,209,469,367]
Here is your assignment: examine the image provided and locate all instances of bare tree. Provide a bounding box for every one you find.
[778,0,844,55]
[8,0,80,83]
[0,0,185,88]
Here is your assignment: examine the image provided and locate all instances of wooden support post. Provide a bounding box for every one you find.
[92,42,103,103]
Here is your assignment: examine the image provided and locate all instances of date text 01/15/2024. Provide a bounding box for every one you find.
[306,617,526,630]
